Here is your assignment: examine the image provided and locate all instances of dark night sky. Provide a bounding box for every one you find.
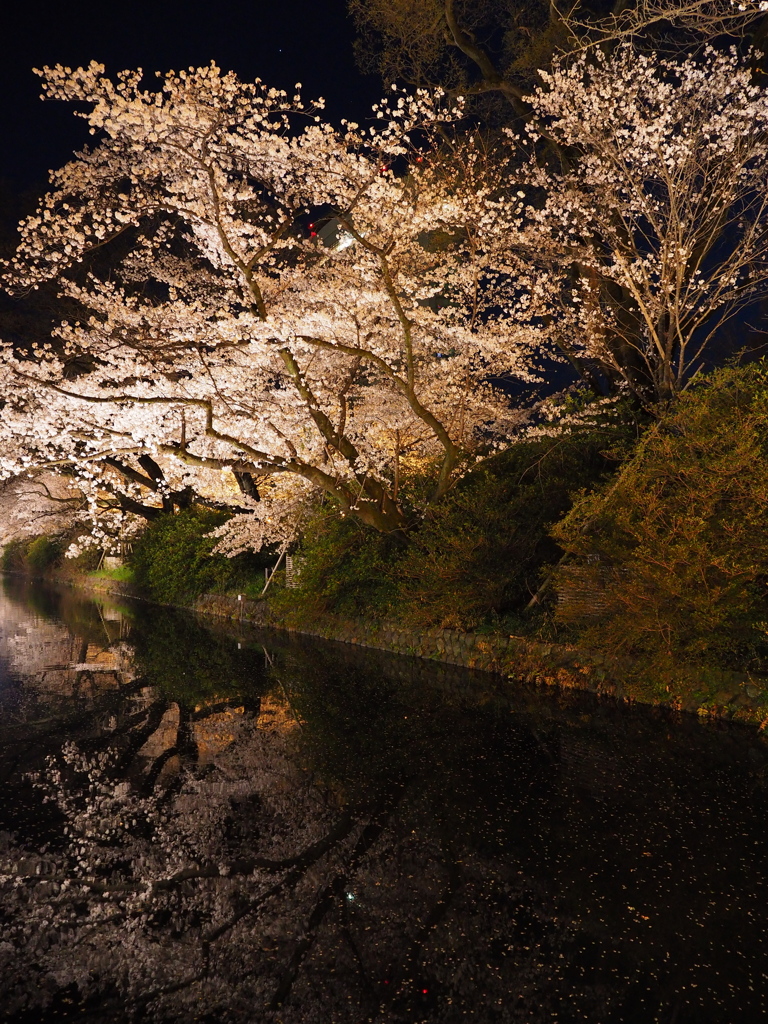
[1,0,379,194]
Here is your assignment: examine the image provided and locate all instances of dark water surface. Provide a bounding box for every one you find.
[0,577,767,1023]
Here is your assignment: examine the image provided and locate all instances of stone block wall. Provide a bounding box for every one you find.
[193,594,628,697]
[190,593,768,727]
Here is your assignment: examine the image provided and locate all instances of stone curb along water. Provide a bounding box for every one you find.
[187,592,768,731]
[51,576,768,731]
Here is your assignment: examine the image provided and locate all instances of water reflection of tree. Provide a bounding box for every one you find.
[129,605,264,706]
[1,575,130,645]
[0,635,621,1024]
[0,621,581,1023]
[1,600,767,1022]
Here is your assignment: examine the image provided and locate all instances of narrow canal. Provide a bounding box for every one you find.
[0,576,767,1023]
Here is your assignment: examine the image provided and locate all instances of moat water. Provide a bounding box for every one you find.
[0,576,767,1023]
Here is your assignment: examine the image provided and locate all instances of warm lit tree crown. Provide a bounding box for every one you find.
[2,45,768,549]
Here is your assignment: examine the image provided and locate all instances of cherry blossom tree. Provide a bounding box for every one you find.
[0,63,539,549]
[512,45,768,407]
[0,472,83,549]
[4,47,766,555]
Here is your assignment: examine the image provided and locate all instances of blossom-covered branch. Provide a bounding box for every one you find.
[0,63,539,547]
[514,46,768,407]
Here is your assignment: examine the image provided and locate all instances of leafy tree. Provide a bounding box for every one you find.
[129,506,269,603]
[0,537,28,573]
[273,507,403,619]
[0,533,66,575]
[350,0,555,118]
[551,362,768,675]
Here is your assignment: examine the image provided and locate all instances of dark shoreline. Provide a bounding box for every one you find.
[46,572,768,735]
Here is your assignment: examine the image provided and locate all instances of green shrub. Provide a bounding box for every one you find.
[1,534,64,575]
[1,538,28,573]
[272,507,402,620]
[391,430,628,631]
[63,543,102,574]
[551,362,768,681]
[129,506,270,604]
[271,428,628,631]
[25,535,64,573]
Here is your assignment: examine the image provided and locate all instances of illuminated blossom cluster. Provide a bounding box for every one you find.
[0,62,540,548]
[516,46,768,403]
[2,46,768,548]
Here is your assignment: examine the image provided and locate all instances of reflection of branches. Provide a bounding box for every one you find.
[269,778,411,1009]
[127,970,210,1018]
[113,698,172,773]
[9,809,357,901]
[122,807,366,1014]
[340,905,378,1001]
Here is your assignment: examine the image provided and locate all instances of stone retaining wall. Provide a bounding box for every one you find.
[54,580,768,727]
[191,593,768,727]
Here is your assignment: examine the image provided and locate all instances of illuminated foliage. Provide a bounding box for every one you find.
[552,363,768,673]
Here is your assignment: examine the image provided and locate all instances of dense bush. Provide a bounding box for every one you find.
[552,362,768,683]
[1,534,64,575]
[273,507,402,620]
[276,428,629,630]
[391,430,629,630]
[130,506,271,604]
[25,535,64,573]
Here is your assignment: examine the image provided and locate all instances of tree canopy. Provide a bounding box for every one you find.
[2,24,768,551]
[349,0,768,118]
[0,64,542,549]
